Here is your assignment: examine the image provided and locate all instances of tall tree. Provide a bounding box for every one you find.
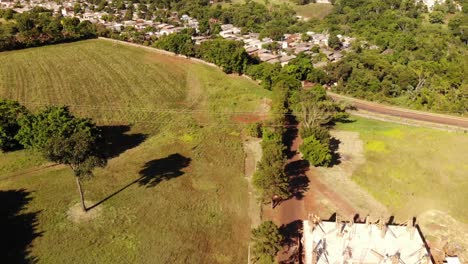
[16,106,106,211]
[253,132,290,207]
[44,130,106,211]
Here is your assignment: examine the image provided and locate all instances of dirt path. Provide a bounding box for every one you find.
[328,92,468,130]
[268,130,357,226]
[244,138,263,228]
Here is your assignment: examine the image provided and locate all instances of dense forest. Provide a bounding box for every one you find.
[321,0,467,113]
[0,8,97,51]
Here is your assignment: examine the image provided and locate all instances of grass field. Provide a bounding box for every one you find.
[294,3,334,20]
[335,117,468,223]
[228,0,334,20]
[0,40,270,263]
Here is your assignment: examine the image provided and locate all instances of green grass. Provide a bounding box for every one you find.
[336,117,468,223]
[227,0,334,20]
[0,40,270,263]
[294,3,334,20]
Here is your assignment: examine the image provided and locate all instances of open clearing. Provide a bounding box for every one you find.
[0,39,270,263]
[228,0,334,20]
[294,3,334,20]
[335,116,468,223]
[331,116,468,261]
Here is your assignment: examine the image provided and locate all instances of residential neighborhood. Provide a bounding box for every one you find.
[1,0,354,67]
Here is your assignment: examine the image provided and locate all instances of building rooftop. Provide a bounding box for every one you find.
[303,216,433,264]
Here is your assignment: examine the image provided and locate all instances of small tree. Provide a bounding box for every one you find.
[299,135,332,167]
[328,34,342,50]
[44,130,106,211]
[251,221,283,263]
[429,11,445,24]
[0,99,29,152]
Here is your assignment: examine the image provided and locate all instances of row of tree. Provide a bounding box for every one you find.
[154,33,252,74]
[0,7,98,51]
[0,99,106,211]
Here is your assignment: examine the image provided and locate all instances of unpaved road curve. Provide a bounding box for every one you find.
[328,92,468,129]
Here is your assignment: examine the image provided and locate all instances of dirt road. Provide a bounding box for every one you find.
[328,92,468,129]
[270,128,356,226]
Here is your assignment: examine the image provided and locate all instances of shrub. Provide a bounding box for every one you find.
[300,126,331,145]
[299,135,332,167]
[251,221,283,263]
[246,122,263,138]
[0,99,30,151]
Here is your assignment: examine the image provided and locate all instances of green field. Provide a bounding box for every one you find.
[336,117,468,223]
[0,40,270,263]
[228,0,334,20]
[294,3,334,20]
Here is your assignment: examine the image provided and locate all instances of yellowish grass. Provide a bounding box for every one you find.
[336,116,468,223]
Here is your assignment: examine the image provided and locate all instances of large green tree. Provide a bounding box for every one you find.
[0,99,29,151]
[299,135,332,167]
[44,130,106,211]
[16,106,106,211]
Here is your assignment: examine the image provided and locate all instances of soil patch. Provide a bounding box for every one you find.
[418,210,468,263]
[244,137,262,228]
[232,98,271,124]
[67,201,102,223]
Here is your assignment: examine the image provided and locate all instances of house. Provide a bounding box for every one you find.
[279,55,296,66]
[113,23,123,32]
[192,36,209,45]
[160,26,183,35]
[221,24,234,31]
[257,52,280,63]
[245,46,259,55]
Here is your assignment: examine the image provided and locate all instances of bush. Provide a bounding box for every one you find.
[246,122,263,138]
[299,135,332,167]
[300,126,331,145]
[429,11,445,24]
[251,221,283,263]
[0,99,30,151]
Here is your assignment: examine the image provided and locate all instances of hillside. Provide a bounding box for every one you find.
[0,39,270,263]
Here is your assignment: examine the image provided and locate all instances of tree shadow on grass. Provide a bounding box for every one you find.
[99,125,147,159]
[88,154,191,210]
[137,154,191,187]
[0,189,42,264]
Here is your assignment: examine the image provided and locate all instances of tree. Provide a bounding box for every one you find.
[328,34,342,50]
[251,221,283,263]
[253,133,290,207]
[299,135,332,167]
[0,99,29,151]
[429,11,445,24]
[289,88,335,130]
[15,106,106,211]
[43,130,106,211]
[73,3,82,15]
